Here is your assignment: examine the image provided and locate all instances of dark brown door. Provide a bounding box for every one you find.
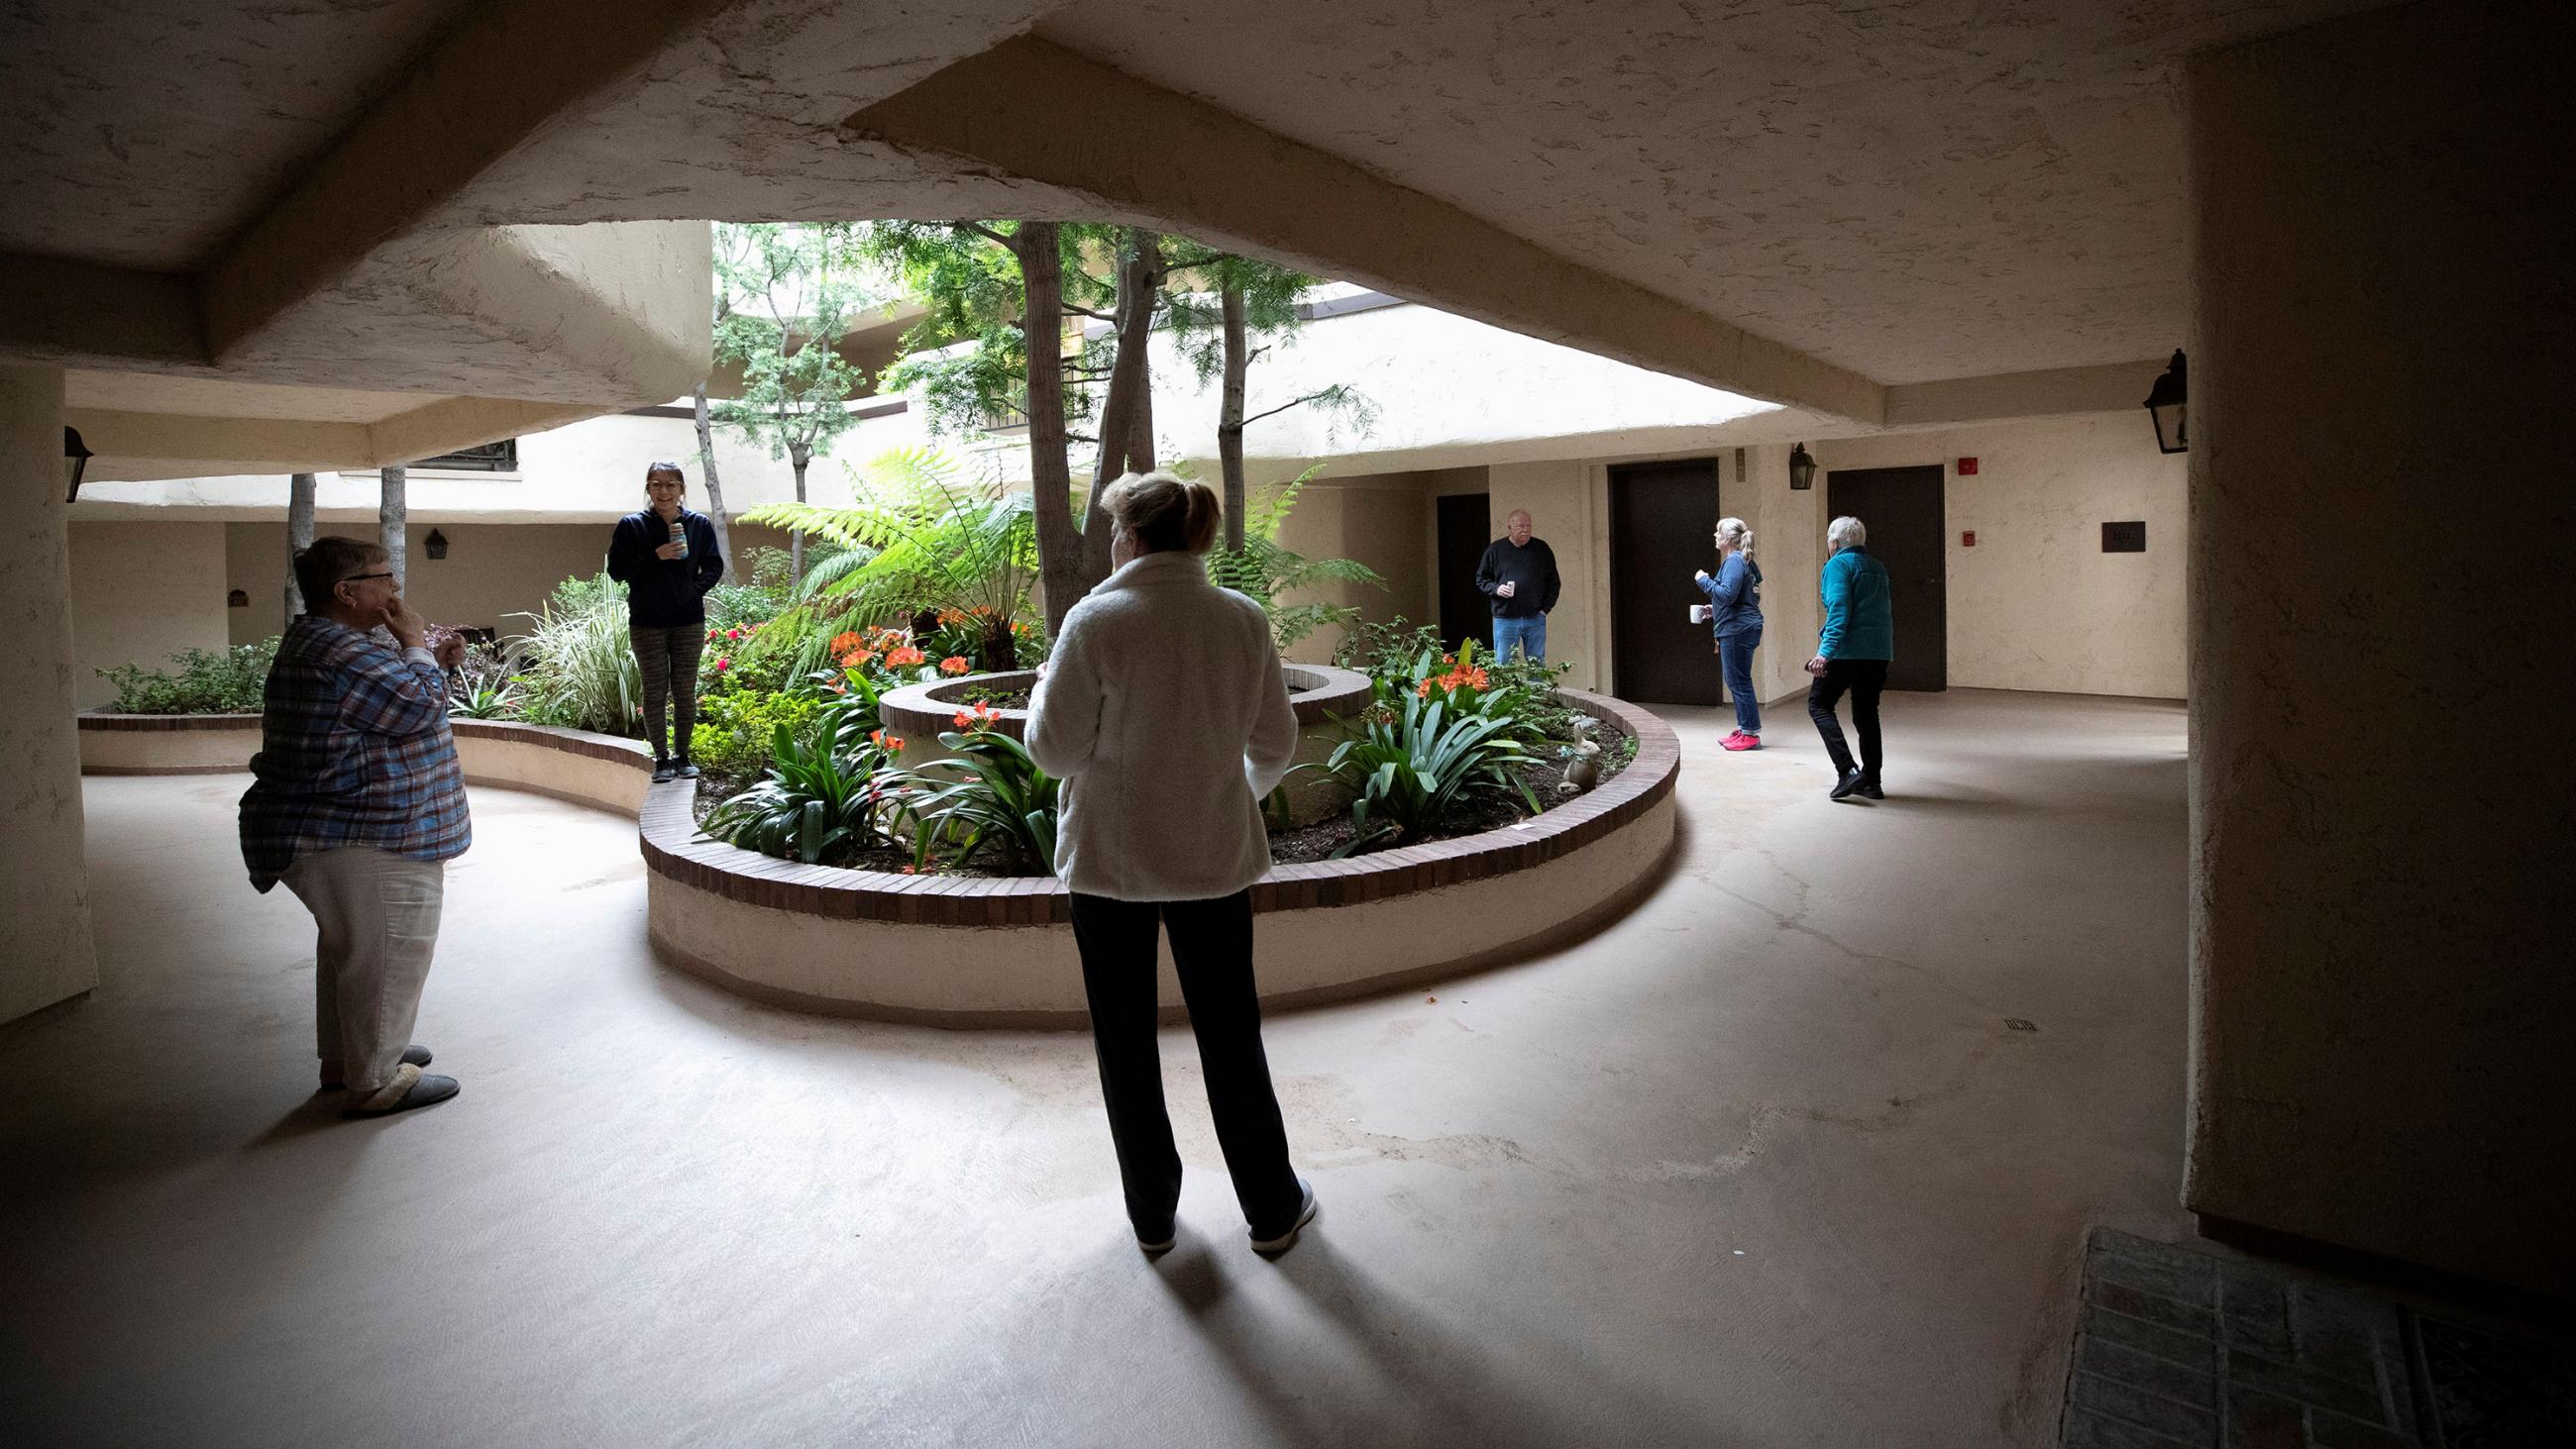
[1436,492,1492,655]
[1610,459,1721,705]
[1824,464,1947,691]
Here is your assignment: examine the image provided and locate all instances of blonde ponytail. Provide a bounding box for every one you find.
[1716,516,1756,563]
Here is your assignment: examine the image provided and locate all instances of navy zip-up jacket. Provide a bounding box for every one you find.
[1695,554,1764,638]
[605,508,724,628]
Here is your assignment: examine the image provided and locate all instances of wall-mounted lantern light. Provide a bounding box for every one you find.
[1787,443,1818,491]
[423,529,450,561]
[2144,350,2188,455]
[63,427,93,503]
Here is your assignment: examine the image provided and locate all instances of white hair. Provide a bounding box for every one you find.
[1827,515,1867,551]
[1714,516,1755,562]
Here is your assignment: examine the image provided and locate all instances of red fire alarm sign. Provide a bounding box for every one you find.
[1957,457,1979,475]
[1962,531,1978,547]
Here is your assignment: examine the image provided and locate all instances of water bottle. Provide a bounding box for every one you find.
[668,517,689,561]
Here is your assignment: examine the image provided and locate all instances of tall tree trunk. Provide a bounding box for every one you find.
[692,384,733,570]
[1079,229,1164,585]
[1014,222,1086,641]
[1219,281,1249,553]
[378,466,407,590]
[788,442,810,586]
[283,470,317,624]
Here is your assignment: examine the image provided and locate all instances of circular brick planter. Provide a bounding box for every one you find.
[77,690,1680,1028]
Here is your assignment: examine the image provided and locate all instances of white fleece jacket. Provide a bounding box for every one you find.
[1023,551,1300,901]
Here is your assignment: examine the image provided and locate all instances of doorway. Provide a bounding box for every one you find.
[1823,464,1947,691]
[1435,492,1492,656]
[1609,459,1721,705]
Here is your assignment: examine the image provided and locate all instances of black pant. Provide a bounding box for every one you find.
[629,624,705,760]
[1069,890,1302,1237]
[1807,659,1888,780]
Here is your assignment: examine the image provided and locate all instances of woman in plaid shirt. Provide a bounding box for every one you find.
[240,537,470,1117]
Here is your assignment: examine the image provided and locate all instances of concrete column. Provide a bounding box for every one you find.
[2183,1,2575,1296]
[0,364,101,1023]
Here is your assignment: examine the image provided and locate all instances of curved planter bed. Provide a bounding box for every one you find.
[77,690,1679,1028]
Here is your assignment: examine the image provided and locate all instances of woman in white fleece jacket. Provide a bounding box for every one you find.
[1024,471,1317,1258]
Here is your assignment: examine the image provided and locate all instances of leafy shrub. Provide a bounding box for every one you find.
[746,448,1038,674]
[1206,468,1386,651]
[1334,617,1449,683]
[99,639,279,714]
[507,572,640,735]
[687,686,824,778]
[905,723,1059,874]
[698,708,911,865]
[1317,686,1539,857]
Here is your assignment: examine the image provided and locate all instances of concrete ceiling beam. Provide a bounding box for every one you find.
[840,37,1887,428]
[197,0,733,364]
[0,258,205,369]
[64,409,376,478]
[1881,360,2172,430]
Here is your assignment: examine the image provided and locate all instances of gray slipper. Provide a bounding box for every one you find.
[342,1063,461,1117]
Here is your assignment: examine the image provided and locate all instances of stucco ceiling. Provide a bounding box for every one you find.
[6,0,2408,468]
[1029,0,2388,385]
[0,0,464,270]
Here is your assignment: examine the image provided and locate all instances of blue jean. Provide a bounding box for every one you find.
[1492,613,1548,663]
[1717,625,1763,733]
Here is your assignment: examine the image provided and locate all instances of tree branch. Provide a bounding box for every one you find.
[1238,389,1341,429]
[958,221,1015,251]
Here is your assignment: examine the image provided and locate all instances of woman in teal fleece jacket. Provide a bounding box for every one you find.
[1805,516,1893,799]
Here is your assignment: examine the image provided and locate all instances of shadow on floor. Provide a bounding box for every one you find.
[1152,1232,1741,1447]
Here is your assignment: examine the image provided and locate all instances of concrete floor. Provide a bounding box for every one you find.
[1,689,2194,1448]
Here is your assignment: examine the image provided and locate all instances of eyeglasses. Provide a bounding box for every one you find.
[339,571,395,584]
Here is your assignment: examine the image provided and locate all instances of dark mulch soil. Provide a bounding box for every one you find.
[688,695,1636,878]
[951,684,1032,709]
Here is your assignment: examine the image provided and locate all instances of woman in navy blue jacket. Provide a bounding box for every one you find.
[1693,517,1765,750]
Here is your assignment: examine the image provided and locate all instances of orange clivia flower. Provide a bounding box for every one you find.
[951,702,1002,732]
[870,729,905,753]
[938,656,970,675]
[886,646,927,669]
[830,632,864,655]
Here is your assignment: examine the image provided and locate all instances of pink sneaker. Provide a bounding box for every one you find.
[1722,732,1762,751]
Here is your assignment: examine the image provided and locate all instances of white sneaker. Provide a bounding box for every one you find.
[1250,1180,1318,1256]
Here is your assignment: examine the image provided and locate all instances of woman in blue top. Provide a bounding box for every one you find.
[1692,517,1765,750]
[1805,515,1896,801]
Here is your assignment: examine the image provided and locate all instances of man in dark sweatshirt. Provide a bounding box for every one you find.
[1473,508,1561,662]
[605,461,724,780]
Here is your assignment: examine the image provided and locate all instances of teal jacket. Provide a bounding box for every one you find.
[1817,547,1893,661]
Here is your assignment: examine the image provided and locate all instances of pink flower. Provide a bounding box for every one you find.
[713,657,730,672]
[726,627,743,641]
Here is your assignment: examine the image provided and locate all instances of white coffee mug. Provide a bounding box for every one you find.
[1688,604,1712,624]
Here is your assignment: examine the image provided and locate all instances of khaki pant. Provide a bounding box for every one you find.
[282,847,445,1092]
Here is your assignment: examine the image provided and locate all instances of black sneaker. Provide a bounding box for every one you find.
[1135,1220,1176,1256]
[651,760,678,782]
[675,760,701,778]
[1829,769,1866,801]
[1855,777,1884,800]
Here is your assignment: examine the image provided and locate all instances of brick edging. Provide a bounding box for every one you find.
[76,711,263,731]
[641,687,1677,927]
[75,694,1680,931]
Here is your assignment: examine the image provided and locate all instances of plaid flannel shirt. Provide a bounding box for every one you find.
[240,615,472,892]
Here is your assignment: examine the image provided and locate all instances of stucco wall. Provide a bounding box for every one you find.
[2182,2,2575,1296]
[1267,469,1439,664]
[2,364,100,1024]
[218,521,795,646]
[68,522,232,709]
[1811,413,2189,699]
